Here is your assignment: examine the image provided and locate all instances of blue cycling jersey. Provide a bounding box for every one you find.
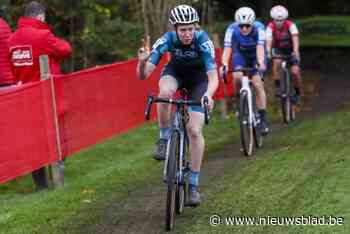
[224,21,266,57]
[149,30,216,72]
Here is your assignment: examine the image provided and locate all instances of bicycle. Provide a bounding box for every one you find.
[223,67,263,156]
[272,55,296,124]
[145,94,209,231]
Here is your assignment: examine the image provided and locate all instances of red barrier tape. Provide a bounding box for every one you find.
[0,48,234,184]
[0,81,58,184]
[57,57,166,157]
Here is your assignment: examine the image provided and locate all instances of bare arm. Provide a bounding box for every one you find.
[221,47,232,67]
[265,26,273,58]
[203,69,219,111]
[136,44,156,80]
[136,59,156,80]
[206,69,219,97]
[291,34,300,60]
[266,39,273,58]
[257,44,265,69]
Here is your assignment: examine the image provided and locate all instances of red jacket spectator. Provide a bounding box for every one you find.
[0,18,14,85]
[8,17,72,84]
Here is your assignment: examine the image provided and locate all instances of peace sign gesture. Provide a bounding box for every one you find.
[138,35,151,61]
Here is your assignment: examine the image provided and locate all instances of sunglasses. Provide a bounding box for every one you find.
[239,24,251,29]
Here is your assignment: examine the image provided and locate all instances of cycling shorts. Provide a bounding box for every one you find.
[232,52,267,79]
[272,48,300,66]
[160,63,208,113]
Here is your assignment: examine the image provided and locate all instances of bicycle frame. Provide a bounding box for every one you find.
[233,68,263,156]
[272,55,296,123]
[145,96,209,183]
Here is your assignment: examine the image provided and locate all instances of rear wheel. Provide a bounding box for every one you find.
[239,91,254,156]
[165,131,179,231]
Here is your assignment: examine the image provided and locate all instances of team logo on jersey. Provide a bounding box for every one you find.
[200,40,215,58]
[174,49,198,58]
[10,46,33,66]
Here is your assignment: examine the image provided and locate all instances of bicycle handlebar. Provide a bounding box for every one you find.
[145,95,210,125]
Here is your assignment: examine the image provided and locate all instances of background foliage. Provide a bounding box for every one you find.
[1,0,350,71]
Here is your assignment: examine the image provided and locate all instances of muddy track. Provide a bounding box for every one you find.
[77,72,350,234]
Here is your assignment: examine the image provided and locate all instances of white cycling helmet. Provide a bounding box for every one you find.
[270,5,289,20]
[235,7,255,25]
[169,4,199,25]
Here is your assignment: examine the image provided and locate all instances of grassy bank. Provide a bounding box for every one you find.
[178,110,350,233]
[297,16,350,47]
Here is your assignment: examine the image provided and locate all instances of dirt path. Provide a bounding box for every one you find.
[77,72,350,234]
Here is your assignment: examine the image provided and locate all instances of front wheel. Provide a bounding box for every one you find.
[281,97,291,124]
[239,91,254,156]
[165,131,180,231]
[280,69,291,124]
[253,113,263,148]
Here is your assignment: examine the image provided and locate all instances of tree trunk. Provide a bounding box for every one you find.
[141,0,177,43]
[141,0,150,37]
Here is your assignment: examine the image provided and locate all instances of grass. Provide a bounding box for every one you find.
[0,72,322,233]
[177,110,350,234]
[0,110,237,234]
[296,16,350,47]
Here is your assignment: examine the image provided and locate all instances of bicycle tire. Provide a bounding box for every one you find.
[290,85,296,122]
[251,91,263,148]
[175,137,187,214]
[165,131,179,231]
[253,114,263,148]
[290,103,296,121]
[239,91,254,156]
[281,69,291,123]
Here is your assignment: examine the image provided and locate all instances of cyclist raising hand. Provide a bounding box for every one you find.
[136,5,218,206]
[266,5,302,104]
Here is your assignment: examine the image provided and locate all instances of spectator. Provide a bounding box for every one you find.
[8,1,72,191]
[8,1,72,84]
[0,6,15,87]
